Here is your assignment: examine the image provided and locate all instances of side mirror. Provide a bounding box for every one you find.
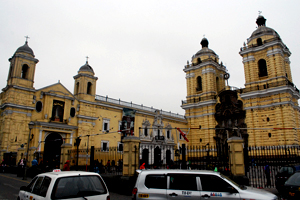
[20,186,28,191]
[227,186,238,193]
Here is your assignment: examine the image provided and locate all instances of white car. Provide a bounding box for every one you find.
[18,170,110,200]
[132,169,278,200]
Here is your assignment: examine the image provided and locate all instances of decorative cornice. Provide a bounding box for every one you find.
[2,85,36,92]
[77,115,98,120]
[244,101,297,110]
[73,73,98,80]
[34,121,78,130]
[240,85,300,100]
[11,54,39,63]
[186,73,195,79]
[285,57,291,64]
[0,103,35,111]
[267,48,284,57]
[78,120,96,126]
[202,67,216,75]
[240,40,291,56]
[1,109,32,117]
[242,55,255,63]
[181,99,217,110]
[183,60,226,73]
[41,91,75,101]
[245,76,287,86]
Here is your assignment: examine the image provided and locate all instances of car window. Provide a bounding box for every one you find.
[145,174,167,189]
[39,176,51,197]
[32,177,44,195]
[51,175,107,199]
[200,175,233,192]
[279,167,294,174]
[27,177,38,192]
[168,174,197,191]
[285,172,300,185]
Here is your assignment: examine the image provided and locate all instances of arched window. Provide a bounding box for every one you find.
[196,76,202,91]
[197,58,202,64]
[76,82,79,94]
[257,38,263,46]
[21,64,29,79]
[258,59,268,77]
[87,82,92,94]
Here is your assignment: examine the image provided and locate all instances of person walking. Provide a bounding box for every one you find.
[264,164,271,187]
[63,160,70,171]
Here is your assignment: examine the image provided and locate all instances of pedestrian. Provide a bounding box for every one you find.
[264,164,271,187]
[32,157,38,167]
[63,160,70,171]
[1,159,6,173]
[94,163,99,173]
[140,163,145,170]
[106,160,111,173]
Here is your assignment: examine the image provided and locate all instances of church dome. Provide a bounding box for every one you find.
[195,38,217,56]
[249,15,280,40]
[79,61,94,74]
[15,41,35,57]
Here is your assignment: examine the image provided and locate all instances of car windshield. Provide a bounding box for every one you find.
[51,175,107,199]
[279,167,294,174]
[221,174,246,190]
[285,172,300,185]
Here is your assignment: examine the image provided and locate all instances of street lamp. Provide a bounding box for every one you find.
[23,121,34,180]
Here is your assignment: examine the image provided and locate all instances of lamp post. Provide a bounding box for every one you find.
[23,121,34,180]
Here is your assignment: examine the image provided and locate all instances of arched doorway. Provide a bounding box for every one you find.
[166,149,171,165]
[44,133,63,169]
[142,149,149,167]
[154,146,161,167]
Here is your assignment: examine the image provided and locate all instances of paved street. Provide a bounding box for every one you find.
[0,172,131,200]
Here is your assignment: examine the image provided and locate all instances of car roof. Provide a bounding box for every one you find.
[37,171,100,178]
[136,169,220,175]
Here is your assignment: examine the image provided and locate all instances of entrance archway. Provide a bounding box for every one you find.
[154,146,161,166]
[44,133,63,169]
[166,149,171,165]
[142,149,149,166]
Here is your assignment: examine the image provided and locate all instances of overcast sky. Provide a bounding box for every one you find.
[1,0,300,115]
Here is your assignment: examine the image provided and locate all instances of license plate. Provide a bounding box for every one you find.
[138,194,149,198]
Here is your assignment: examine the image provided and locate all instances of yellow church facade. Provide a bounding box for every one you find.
[1,15,300,168]
[0,40,187,167]
[182,15,300,147]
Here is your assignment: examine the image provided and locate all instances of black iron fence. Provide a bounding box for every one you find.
[245,145,300,188]
[139,144,230,175]
[68,146,123,175]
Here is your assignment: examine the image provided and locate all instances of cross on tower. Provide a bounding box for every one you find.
[86,56,89,63]
[25,35,30,43]
[203,34,205,38]
[258,11,262,15]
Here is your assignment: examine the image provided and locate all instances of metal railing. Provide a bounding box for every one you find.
[246,145,300,188]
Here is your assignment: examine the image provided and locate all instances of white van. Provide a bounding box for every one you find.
[18,170,110,200]
[132,169,278,200]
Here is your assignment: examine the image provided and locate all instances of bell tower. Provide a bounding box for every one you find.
[240,15,300,146]
[6,37,39,89]
[182,38,227,145]
[73,58,98,101]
